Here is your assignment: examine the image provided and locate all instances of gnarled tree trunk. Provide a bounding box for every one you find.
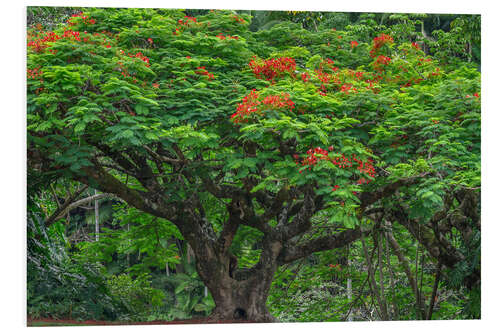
[207,275,277,322]
[187,230,282,323]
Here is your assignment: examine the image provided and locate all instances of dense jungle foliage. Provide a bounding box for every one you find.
[27,7,480,323]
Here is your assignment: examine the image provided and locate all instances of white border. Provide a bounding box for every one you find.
[2,1,498,332]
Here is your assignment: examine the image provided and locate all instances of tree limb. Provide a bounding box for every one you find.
[44,185,89,227]
[49,193,117,223]
[277,227,365,264]
[360,173,428,209]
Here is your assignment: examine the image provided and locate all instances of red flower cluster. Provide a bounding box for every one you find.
[27,67,45,94]
[231,90,260,123]
[27,28,114,53]
[373,55,391,72]
[116,61,134,79]
[301,147,330,167]
[329,263,342,271]
[316,71,332,84]
[313,58,341,96]
[172,17,198,35]
[340,84,357,94]
[27,31,60,52]
[232,15,246,24]
[67,12,96,26]
[249,57,296,82]
[465,92,480,99]
[352,155,376,179]
[216,33,239,40]
[178,16,198,25]
[400,77,423,88]
[27,67,43,79]
[230,90,295,123]
[351,41,359,48]
[301,72,310,83]
[417,58,432,66]
[428,67,441,78]
[370,33,393,58]
[127,51,150,67]
[62,29,84,41]
[411,42,420,50]
[296,147,376,183]
[195,66,215,80]
[261,94,295,110]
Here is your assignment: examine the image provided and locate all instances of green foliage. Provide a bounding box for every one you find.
[27,207,125,320]
[77,204,182,275]
[106,273,165,318]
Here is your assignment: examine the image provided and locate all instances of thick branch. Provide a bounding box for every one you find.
[74,163,178,221]
[278,189,316,241]
[44,185,89,226]
[226,196,272,234]
[385,220,426,319]
[143,144,183,165]
[360,174,428,209]
[391,205,464,268]
[200,174,244,199]
[277,227,365,264]
[49,193,117,223]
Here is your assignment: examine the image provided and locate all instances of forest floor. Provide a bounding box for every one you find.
[27,317,255,326]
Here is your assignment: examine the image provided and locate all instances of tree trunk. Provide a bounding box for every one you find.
[94,189,99,242]
[188,233,281,322]
[346,244,353,322]
[207,277,277,322]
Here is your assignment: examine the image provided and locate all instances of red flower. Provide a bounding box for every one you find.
[301,72,310,83]
[248,57,296,82]
[351,41,359,48]
[369,33,394,58]
[230,90,295,123]
[148,37,153,44]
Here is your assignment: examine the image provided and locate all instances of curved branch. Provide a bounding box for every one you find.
[360,173,428,210]
[44,185,89,226]
[48,193,117,224]
[74,163,178,221]
[278,189,316,241]
[277,227,365,264]
[390,205,464,268]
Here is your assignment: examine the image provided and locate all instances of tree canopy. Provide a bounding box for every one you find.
[27,7,480,323]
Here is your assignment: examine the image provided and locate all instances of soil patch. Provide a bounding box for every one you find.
[27,316,256,326]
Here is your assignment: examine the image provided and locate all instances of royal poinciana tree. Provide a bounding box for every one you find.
[27,8,480,322]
